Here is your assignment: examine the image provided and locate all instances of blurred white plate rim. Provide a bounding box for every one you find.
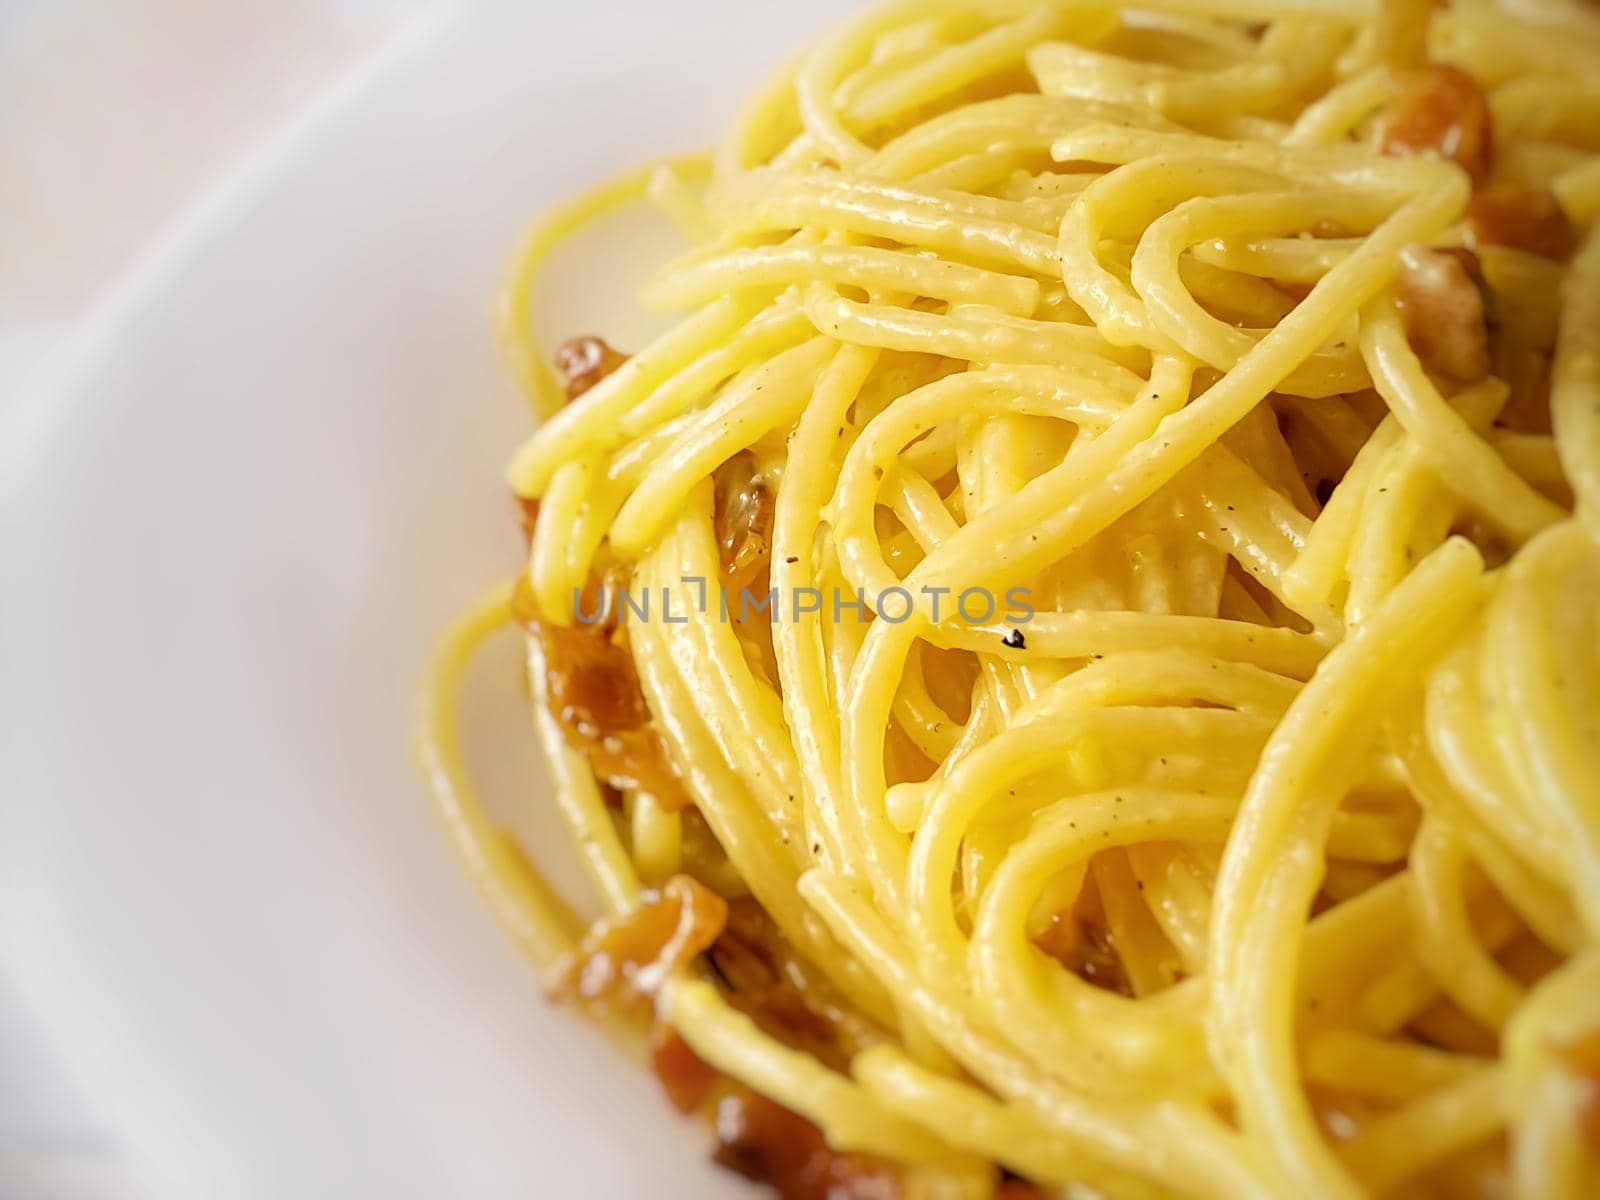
[0,1,453,489]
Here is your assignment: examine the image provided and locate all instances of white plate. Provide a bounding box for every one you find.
[0,4,861,1196]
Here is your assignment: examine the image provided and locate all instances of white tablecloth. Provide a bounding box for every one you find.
[1,4,423,1194]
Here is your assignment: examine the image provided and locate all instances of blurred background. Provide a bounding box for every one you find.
[0,0,425,392]
[1,5,427,1194]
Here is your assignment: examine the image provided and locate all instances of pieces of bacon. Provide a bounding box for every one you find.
[709,898,854,1074]
[514,495,542,543]
[555,335,628,400]
[994,1179,1049,1200]
[525,575,648,729]
[649,1022,906,1200]
[715,451,776,596]
[1377,64,1494,186]
[554,875,729,1012]
[635,892,909,1199]
[1467,185,1578,261]
[1394,245,1493,383]
[712,1091,901,1200]
[514,574,694,810]
[650,1022,722,1114]
[1034,906,1134,998]
[618,899,903,1200]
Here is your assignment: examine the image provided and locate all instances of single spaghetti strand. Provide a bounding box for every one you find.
[1554,228,1600,531]
[415,583,586,970]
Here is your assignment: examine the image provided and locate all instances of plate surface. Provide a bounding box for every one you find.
[0,4,860,1196]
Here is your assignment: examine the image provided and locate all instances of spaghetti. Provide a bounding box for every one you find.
[419,2,1600,1196]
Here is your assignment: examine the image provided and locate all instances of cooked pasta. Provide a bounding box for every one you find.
[418,2,1600,1196]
